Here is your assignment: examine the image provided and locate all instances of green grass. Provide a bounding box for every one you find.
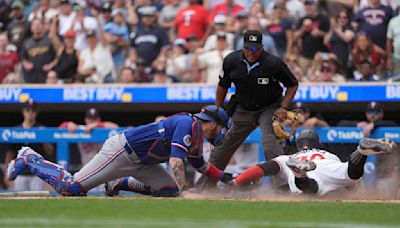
[1,198,400,227]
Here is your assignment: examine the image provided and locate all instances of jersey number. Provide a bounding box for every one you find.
[297,154,325,161]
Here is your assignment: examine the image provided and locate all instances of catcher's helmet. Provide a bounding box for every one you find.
[296,129,322,150]
[194,105,230,128]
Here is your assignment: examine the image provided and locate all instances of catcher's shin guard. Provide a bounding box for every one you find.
[7,147,42,180]
[24,151,85,196]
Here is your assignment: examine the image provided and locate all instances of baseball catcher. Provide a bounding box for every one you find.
[6,106,233,197]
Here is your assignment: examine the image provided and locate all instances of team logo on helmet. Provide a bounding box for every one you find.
[183,134,192,147]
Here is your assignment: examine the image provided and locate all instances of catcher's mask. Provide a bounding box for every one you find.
[194,105,230,128]
[296,129,322,150]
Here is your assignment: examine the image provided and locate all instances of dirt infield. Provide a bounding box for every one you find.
[1,185,399,203]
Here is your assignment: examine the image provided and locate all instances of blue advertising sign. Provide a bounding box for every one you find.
[1,83,400,103]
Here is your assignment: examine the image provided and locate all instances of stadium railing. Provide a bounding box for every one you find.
[1,127,399,184]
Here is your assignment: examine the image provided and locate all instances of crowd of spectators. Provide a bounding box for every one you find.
[0,0,400,84]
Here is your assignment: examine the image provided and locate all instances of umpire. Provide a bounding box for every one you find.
[200,30,298,190]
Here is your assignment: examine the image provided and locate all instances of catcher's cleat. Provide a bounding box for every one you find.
[7,147,43,181]
[105,178,122,196]
[358,138,398,155]
[286,157,316,178]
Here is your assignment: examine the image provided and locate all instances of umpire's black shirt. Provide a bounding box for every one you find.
[218,50,298,111]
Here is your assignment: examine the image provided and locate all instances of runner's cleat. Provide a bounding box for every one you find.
[105,178,122,196]
[286,157,316,178]
[358,138,398,155]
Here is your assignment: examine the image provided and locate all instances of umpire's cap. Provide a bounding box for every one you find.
[244,30,263,48]
[296,129,321,150]
[194,105,229,128]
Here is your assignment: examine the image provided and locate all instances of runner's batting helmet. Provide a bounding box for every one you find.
[296,129,322,150]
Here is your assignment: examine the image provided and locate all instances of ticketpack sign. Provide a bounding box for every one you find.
[325,129,363,142]
[1,129,37,141]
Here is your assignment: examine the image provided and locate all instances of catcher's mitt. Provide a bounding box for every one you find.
[272,111,299,140]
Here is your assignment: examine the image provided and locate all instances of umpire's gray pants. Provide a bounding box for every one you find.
[73,133,177,191]
[199,104,284,190]
[210,104,284,170]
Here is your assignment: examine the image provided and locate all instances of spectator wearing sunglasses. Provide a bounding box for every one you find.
[197,30,298,191]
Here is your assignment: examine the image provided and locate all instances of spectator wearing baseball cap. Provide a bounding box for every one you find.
[129,5,169,68]
[292,102,329,128]
[203,15,235,51]
[70,2,98,51]
[100,2,113,28]
[353,60,380,82]
[58,0,75,36]
[49,10,78,83]
[7,0,29,53]
[356,102,397,137]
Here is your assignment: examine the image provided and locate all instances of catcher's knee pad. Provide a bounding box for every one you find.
[151,186,179,197]
[54,175,86,196]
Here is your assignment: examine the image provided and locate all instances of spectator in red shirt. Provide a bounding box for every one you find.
[175,0,209,42]
[209,0,245,24]
[0,33,19,83]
